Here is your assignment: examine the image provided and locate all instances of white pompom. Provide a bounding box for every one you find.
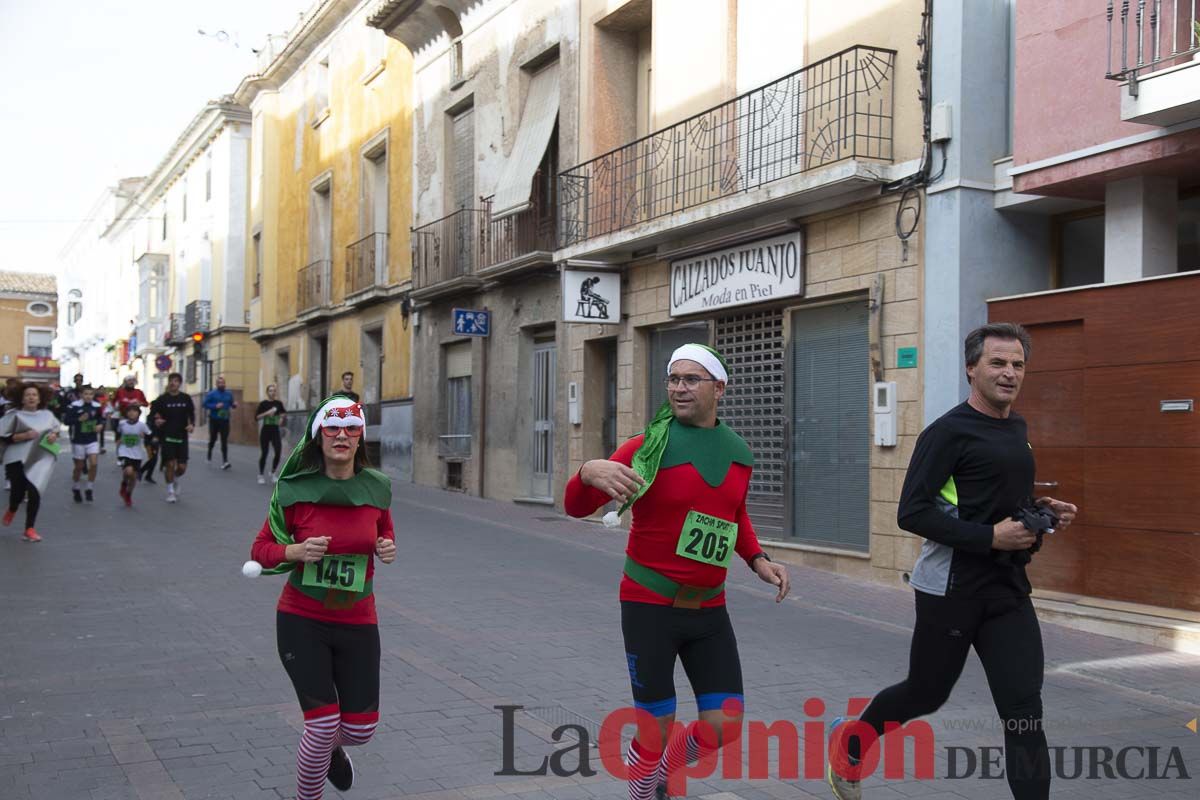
[241,560,263,578]
[602,511,621,528]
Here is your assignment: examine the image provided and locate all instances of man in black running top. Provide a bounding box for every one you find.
[828,323,1077,800]
[149,372,195,504]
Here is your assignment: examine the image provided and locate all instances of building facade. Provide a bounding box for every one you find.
[236,0,416,476]
[0,272,59,385]
[372,0,579,501]
[98,99,257,439]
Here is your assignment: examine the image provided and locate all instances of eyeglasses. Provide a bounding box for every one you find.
[666,374,720,390]
[320,425,364,438]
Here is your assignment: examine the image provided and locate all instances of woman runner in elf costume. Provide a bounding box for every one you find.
[248,395,396,799]
[565,344,791,800]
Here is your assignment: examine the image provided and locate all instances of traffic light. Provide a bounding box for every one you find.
[191,331,205,344]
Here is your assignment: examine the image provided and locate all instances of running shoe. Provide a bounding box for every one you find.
[221,462,231,470]
[85,489,94,503]
[2,509,13,526]
[257,474,265,485]
[22,528,41,543]
[165,490,177,504]
[73,489,83,503]
[327,746,354,791]
[828,716,862,800]
[271,472,279,483]
[143,474,156,484]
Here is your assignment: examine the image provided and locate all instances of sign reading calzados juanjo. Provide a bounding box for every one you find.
[670,231,804,316]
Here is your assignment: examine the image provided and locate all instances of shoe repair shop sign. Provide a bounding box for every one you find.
[562,269,621,324]
[670,231,804,317]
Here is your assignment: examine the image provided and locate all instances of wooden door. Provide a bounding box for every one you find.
[990,273,1200,612]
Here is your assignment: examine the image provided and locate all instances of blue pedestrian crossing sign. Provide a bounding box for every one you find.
[452,308,490,337]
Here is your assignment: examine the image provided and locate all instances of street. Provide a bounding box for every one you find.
[1,440,1197,800]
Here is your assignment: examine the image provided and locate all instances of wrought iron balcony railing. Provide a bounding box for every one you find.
[166,313,187,345]
[346,232,389,296]
[298,259,332,313]
[483,193,556,269]
[558,45,895,248]
[1106,1,1200,84]
[411,208,489,292]
[185,299,211,334]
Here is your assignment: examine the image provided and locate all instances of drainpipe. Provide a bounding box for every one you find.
[478,307,488,499]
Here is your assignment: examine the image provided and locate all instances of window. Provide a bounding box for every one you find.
[26,328,53,358]
[443,342,471,457]
[204,151,212,201]
[27,301,52,317]
[182,178,188,223]
[312,54,331,124]
[252,231,262,298]
[309,176,333,263]
[432,6,465,86]
[361,133,388,236]
[161,201,168,241]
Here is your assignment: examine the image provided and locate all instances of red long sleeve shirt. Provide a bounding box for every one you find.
[251,502,395,625]
[565,434,764,607]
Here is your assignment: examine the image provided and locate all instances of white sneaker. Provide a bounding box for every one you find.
[271,472,279,484]
[165,491,177,504]
[257,474,265,485]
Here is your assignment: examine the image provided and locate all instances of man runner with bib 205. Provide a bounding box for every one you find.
[566,343,790,800]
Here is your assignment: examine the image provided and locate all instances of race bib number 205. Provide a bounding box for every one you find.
[675,511,738,568]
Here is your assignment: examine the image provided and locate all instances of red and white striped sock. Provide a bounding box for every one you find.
[334,710,379,747]
[626,738,663,800]
[296,705,340,800]
[659,721,716,789]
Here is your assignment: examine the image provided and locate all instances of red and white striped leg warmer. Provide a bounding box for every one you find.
[296,705,340,800]
[659,720,717,790]
[625,737,663,800]
[335,710,379,747]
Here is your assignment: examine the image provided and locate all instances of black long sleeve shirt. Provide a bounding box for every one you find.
[898,401,1036,597]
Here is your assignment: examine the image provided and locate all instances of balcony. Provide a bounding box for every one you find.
[134,320,165,356]
[411,208,488,301]
[557,45,896,258]
[185,299,211,335]
[1108,1,1200,126]
[165,313,187,346]
[478,194,557,281]
[345,232,389,304]
[297,259,333,316]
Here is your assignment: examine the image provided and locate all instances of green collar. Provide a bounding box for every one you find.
[276,468,392,510]
[659,419,754,487]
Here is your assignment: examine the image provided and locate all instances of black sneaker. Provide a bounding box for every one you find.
[220,462,231,470]
[327,745,354,791]
[85,489,93,502]
[143,475,156,484]
[72,489,82,503]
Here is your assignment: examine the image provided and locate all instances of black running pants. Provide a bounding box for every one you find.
[849,591,1049,799]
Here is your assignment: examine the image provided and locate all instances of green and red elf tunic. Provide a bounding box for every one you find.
[565,411,767,608]
[250,396,394,625]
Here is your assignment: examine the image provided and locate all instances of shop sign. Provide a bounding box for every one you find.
[669,231,804,317]
[562,269,621,324]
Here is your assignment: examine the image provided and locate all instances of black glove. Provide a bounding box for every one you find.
[995,500,1059,566]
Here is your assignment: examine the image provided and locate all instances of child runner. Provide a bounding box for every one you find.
[64,384,103,502]
[116,405,151,507]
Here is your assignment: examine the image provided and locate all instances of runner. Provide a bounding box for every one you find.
[149,372,195,503]
[203,375,236,469]
[827,324,1078,800]
[564,343,791,800]
[94,388,112,453]
[247,395,395,800]
[138,424,160,485]
[338,372,360,403]
[63,384,103,502]
[116,405,152,507]
[114,374,149,416]
[0,383,61,542]
[256,383,287,484]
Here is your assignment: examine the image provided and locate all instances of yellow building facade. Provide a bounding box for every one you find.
[236,0,415,475]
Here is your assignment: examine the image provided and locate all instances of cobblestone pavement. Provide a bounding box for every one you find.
[1,442,1196,799]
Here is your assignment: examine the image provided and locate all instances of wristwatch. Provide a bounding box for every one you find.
[749,551,771,567]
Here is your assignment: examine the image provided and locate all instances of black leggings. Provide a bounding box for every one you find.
[259,426,282,474]
[276,611,381,713]
[620,601,744,717]
[851,591,1048,800]
[6,462,40,530]
[207,419,230,461]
